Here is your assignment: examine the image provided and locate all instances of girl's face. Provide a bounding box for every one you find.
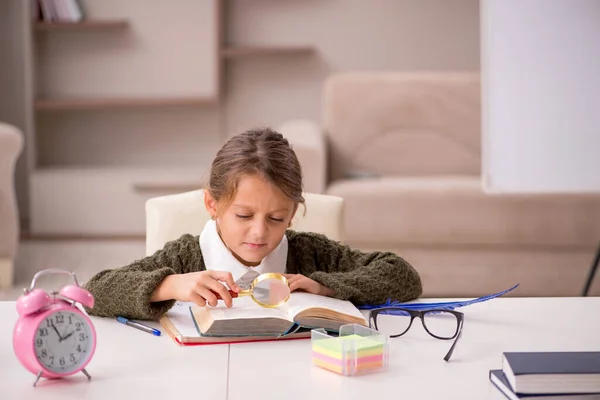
[204,174,297,266]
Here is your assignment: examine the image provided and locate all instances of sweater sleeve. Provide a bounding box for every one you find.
[288,232,423,306]
[83,234,203,320]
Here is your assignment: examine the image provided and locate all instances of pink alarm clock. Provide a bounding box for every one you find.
[13,269,97,387]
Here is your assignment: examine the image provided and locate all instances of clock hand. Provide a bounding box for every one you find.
[51,322,64,341]
[60,330,75,342]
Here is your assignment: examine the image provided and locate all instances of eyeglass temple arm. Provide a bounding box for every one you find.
[444,320,463,362]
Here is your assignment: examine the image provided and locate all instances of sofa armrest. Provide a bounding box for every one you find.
[0,122,24,287]
[277,119,327,193]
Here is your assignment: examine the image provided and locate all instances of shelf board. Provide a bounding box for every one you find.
[221,46,315,59]
[35,97,217,111]
[35,20,129,31]
[132,182,204,194]
[30,167,207,194]
[21,232,144,241]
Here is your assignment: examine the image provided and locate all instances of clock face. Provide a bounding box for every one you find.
[34,310,94,374]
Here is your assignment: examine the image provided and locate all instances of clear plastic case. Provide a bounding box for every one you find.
[311,324,389,376]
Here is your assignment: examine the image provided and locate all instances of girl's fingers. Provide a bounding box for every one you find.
[289,280,306,292]
[190,292,206,308]
[198,287,219,307]
[210,271,239,292]
[284,274,300,283]
[206,279,233,308]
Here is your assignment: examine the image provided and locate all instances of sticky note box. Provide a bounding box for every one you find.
[311,324,389,376]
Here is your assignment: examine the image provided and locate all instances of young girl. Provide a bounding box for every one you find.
[84,128,423,320]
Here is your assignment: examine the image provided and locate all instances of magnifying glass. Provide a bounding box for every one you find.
[214,272,291,308]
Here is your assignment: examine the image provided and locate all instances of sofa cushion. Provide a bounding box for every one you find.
[326,176,600,248]
[323,73,481,181]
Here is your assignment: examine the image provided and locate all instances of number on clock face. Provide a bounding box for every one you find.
[34,311,93,373]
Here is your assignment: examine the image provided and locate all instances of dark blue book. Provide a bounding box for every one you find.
[502,352,600,395]
[490,370,600,400]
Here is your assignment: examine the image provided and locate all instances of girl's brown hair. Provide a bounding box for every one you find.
[207,127,305,215]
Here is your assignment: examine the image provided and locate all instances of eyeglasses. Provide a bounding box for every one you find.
[368,307,464,361]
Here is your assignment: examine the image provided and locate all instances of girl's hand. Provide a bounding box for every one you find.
[152,271,240,308]
[283,274,335,297]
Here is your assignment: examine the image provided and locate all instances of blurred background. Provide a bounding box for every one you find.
[0,0,598,300]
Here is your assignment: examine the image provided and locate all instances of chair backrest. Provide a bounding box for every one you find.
[145,189,344,256]
[324,72,481,180]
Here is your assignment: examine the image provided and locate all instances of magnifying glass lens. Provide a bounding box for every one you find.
[212,273,291,308]
[251,277,290,307]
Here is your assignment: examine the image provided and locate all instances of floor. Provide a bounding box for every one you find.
[0,239,146,301]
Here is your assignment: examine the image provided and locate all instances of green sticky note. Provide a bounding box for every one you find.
[312,334,384,359]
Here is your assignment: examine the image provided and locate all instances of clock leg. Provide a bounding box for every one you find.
[33,371,43,387]
[82,368,92,381]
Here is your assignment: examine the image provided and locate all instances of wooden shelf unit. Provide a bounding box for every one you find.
[132,182,204,194]
[35,20,129,31]
[221,46,315,59]
[9,0,320,236]
[34,97,217,111]
[21,1,222,236]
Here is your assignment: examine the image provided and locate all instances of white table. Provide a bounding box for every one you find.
[1,298,599,400]
[0,302,230,400]
[228,297,600,400]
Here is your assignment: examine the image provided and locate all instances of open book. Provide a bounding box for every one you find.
[159,292,367,345]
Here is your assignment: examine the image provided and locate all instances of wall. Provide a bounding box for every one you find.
[481,0,600,193]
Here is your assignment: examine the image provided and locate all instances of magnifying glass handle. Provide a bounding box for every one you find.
[211,290,240,300]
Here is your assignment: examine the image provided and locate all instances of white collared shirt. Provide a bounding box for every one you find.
[198,220,288,289]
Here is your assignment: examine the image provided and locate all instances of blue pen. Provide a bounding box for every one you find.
[116,316,161,336]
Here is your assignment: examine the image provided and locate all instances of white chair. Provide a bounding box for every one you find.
[145,189,344,256]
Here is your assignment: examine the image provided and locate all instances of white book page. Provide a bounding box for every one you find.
[202,296,292,322]
[165,301,202,338]
[164,294,362,336]
[286,292,365,321]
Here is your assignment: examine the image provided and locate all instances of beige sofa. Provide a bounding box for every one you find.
[279,72,600,298]
[0,122,23,288]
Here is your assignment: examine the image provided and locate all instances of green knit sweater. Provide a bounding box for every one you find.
[83,231,423,320]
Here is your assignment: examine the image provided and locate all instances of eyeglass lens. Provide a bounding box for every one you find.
[422,311,458,339]
[374,309,458,339]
